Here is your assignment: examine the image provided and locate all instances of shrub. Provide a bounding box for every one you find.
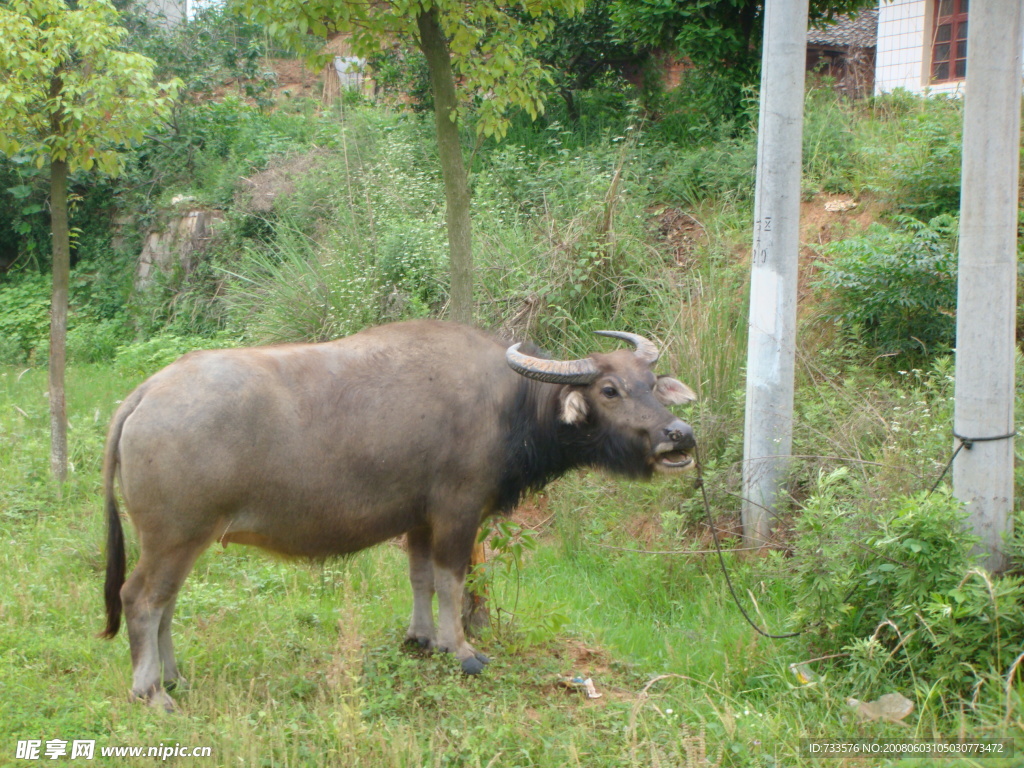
[475,132,684,357]
[367,44,432,112]
[124,0,277,101]
[376,219,447,312]
[789,471,1024,700]
[801,87,858,195]
[816,214,958,359]
[114,332,237,380]
[650,67,753,147]
[66,318,130,364]
[869,95,963,218]
[655,137,757,207]
[0,273,50,364]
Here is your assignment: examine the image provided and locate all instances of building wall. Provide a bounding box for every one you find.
[875,0,964,96]
[146,0,187,26]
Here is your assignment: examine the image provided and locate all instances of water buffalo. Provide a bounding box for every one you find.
[101,319,695,710]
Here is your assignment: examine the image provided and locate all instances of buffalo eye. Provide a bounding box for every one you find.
[601,385,619,399]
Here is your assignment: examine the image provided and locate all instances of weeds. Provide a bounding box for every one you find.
[870,95,963,218]
[0,272,49,364]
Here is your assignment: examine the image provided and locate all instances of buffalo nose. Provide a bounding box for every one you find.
[665,421,696,450]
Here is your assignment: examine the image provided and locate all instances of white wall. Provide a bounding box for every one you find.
[146,0,188,26]
[875,0,964,95]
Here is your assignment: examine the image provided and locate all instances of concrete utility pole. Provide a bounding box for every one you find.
[741,0,809,547]
[952,0,1023,573]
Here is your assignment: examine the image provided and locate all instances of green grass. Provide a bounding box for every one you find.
[2,364,1021,767]
[0,82,1020,768]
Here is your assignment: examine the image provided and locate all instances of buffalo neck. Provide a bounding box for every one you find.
[495,378,651,514]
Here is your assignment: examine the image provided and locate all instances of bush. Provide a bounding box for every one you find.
[224,226,382,344]
[0,253,137,365]
[869,95,963,218]
[377,219,447,312]
[650,67,753,147]
[124,0,278,103]
[801,87,858,195]
[66,318,130,364]
[209,107,453,342]
[0,273,50,364]
[790,471,1024,699]
[655,137,757,206]
[114,332,237,380]
[816,214,958,359]
[367,44,432,112]
[474,132,683,356]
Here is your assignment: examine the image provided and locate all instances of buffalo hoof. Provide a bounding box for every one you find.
[460,653,490,675]
[129,688,175,713]
[404,635,432,650]
[163,676,189,692]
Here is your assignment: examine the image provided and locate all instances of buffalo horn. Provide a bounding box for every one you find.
[594,331,660,366]
[506,343,600,385]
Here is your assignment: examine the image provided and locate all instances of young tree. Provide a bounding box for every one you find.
[236,0,580,324]
[237,0,580,631]
[0,0,178,481]
[534,0,640,123]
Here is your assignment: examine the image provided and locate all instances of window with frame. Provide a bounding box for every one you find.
[932,0,968,82]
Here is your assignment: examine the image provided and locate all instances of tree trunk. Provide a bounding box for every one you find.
[49,157,70,483]
[417,8,486,633]
[416,7,474,325]
[560,87,581,124]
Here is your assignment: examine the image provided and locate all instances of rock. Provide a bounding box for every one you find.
[135,209,224,290]
[824,198,858,212]
[847,692,914,723]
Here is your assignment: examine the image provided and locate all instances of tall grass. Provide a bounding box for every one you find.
[224,223,382,343]
[221,108,450,339]
[659,255,749,457]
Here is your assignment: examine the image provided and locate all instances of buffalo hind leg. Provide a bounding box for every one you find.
[158,595,187,691]
[121,544,200,711]
[405,527,435,648]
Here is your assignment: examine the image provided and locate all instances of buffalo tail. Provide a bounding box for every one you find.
[99,388,144,639]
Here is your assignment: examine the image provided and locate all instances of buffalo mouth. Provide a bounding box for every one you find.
[653,443,695,471]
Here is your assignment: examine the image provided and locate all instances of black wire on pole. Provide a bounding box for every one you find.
[694,451,804,640]
[927,430,1017,495]
[697,429,1017,641]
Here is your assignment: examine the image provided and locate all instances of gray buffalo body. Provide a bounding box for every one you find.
[101,319,695,710]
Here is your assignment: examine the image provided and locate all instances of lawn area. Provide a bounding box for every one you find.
[1,363,1019,767]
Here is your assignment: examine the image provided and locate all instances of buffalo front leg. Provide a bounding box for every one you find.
[405,527,435,648]
[434,565,490,675]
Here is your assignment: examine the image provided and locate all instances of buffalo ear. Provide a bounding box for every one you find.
[559,389,589,424]
[655,376,696,405]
